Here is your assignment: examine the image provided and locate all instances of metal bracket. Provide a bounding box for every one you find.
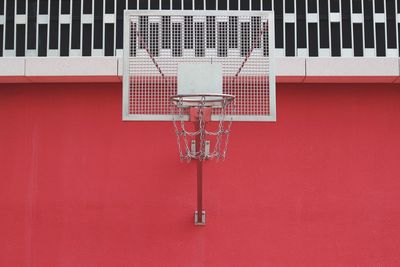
[194,211,206,226]
[190,140,211,159]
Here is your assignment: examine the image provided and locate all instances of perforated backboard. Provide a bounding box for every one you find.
[123,11,275,121]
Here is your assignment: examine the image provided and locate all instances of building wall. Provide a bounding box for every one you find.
[1,0,400,58]
[1,82,400,266]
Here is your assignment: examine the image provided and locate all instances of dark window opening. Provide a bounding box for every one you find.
[105,23,114,56]
[375,23,386,56]
[16,24,25,56]
[285,23,295,56]
[353,23,363,56]
[82,24,92,56]
[38,24,48,56]
[60,24,70,56]
[331,22,341,56]
[172,23,182,57]
[308,23,318,56]
[285,0,294,13]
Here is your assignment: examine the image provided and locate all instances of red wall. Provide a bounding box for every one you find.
[1,82,400,266]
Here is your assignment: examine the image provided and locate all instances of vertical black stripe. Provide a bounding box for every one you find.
[308,23,318,56]
[184,0,192,9]
[162,0,170,9]
[94,0,103,49]
[308,0,317,12]
[130,22,136,56]
[5,0,15,49]
[262,0,272,10]
[172,23,182,57]
[195,22,204,57]
[330,22,340,56]
[138,16,148,48]
[252,0,261,10]
[17,0,25,14]
[129,22,137,57]
[319,0,329,48]
[375,23,385,56]
[386,0,396,48]
[342,0,351,48]
[353,23,363,56]
[150,0,159,9]
[285,0,294,13]
[296,0,306,48]
[374,0,384,13]
[27,0,37,49]
[38,24,47,56]
[240,0,249,10]
[263,22,269,56]
[0,0,4,14]
[172,0,181,9]
[116,0,125,49]
[149,23,159,56]
[16,24,25,56]
[240,22,250,56]
[285,23,295,56]
[364,0,374,48]
[139,0,147,9]
[229,0,238,10]
[330,0,339,12]
[83,0,92,13]
[60,24,69,56]
[398,24,400,57]
[105,23,114,56]
[206,0,215,9]
[106,0,114,13]
[128,0,137,9]
[217,22,228,57]
[274,0,283,48]
[206,16,215,48]
[183,16,191,49]
[0,25,3,56]
[229,16,238,48]
[82,24,92,56]
[251,16,261,48]
[163,16,172,49]
[71,0,81,49]
[61,0,70,14]
[49,0,59,49]
[219,0,227,9]
[352,0,362,12]
[39,0,48,14]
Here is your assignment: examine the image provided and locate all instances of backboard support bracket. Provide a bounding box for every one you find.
[194,211,206,226]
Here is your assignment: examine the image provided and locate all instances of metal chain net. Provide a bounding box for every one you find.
[172,97,234,162]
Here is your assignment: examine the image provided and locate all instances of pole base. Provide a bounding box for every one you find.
[194,211,206,226]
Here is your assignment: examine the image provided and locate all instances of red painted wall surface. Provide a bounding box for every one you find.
[1,82,400,267]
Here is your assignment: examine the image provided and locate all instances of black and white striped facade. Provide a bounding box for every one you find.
[0,0,400,58]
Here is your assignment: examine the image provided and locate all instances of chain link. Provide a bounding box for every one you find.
[172,96,234,162]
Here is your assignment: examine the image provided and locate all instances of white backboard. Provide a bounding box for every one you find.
[123,10,275,121]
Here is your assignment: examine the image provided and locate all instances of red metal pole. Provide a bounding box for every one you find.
[197,156,203,224]
[195,119,203,224]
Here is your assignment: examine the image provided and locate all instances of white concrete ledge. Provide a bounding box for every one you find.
[306,58,399,77]
[0,58,25,76]
[275,57,305,83]
[25,57,118,76]
[0,57,399,84]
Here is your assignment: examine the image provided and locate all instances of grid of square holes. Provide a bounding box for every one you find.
[124,12,274,121]
[1,0,399,57]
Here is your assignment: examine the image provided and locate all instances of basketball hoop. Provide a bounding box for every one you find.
[171,94,235,162]
[124,11,275,226]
